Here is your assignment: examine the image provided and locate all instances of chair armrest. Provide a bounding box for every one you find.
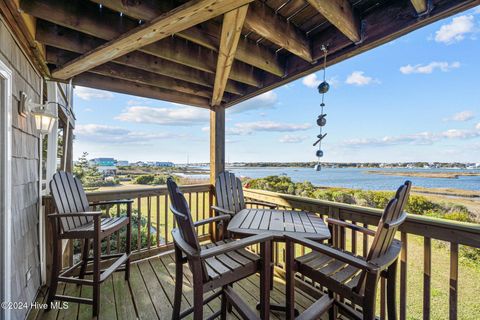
[90,199,134,206]
[245,201,277,209]
[285,234,376,271]
[172,229,200,258]
[200,233,273,259]
[368,240,402,271]
[194,215,231,228]
[211,205,235,216]
[326,218,376,237]
[47,211,102,218]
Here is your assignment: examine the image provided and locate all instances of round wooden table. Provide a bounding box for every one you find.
[227,208,331,315]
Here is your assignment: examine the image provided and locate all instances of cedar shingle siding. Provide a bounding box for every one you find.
[1,18,42,320]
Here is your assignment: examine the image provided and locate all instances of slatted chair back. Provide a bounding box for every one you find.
[167,178,209,280]
[355,181,411,293]
[215,171,245,214]
[50,171,92,232]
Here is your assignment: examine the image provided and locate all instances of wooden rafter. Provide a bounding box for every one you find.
[90,0,285,77]
[36,21,248,96]
[211,5,249,106]
[306,0,360,43]
[23,0,254,79]
[244,1,312,62]
[45,47,234,101]
[411,0,428,14]
[73,73,211,108]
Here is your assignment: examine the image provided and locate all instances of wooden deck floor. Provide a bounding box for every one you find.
[29,253,318,320]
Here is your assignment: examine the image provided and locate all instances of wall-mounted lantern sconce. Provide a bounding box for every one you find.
[19,91,57,135]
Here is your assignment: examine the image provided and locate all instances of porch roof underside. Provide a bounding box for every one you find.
[4,0,479,109]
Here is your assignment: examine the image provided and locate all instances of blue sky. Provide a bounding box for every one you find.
[73,6,480,164]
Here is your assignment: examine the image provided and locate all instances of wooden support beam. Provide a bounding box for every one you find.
[21,0,258,83]
[91,0,285,77]
[45,46,233,101]
[411,0,428,14]
[211,5,249,106]
[36,21,248,96]
[244,1,312,62]
[210,106,225,185]
[306,0,360,43]
[73,73,211,108]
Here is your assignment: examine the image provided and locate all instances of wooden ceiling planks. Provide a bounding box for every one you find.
[8,0,478,108]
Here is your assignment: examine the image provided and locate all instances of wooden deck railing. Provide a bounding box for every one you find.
[43,185,480,319]
[243,188,480,320]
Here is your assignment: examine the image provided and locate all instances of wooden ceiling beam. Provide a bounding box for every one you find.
[35,20,248,96]
[91,0,285,77]
[306,0,360,43]
[45,46,236,101]
[20,0,257,81]
[73,73,211,108]
[244,1,312,62]
[410,0,428,14]
[211,5,249,106]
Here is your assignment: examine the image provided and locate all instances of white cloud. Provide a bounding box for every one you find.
[400,61,461,74]
[74,86,114,101]
[302,74,321,88]
[228,91,278,113]
[344,124,480,148]
[279,135,307,143]
[227,121,311,135]
[434,15,476,44]
[83,108,93,112]
[116,105,208,126]
[345,71,377,86]
[76,124,180,144]
[443,110,475,122]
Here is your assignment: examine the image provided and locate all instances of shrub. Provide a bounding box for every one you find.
[134,174,155,184]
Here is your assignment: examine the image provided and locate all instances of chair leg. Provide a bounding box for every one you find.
[46,234,61,308]
[227,284,233,313]
[125,206,132,281]
[78,239,90,280]
[259,240,271,320]
[192,267,204,320]
[387,260,398,320]
[92,234,101,317]
[172,247,183,320]
[328,291,336,320]
[221,286,228,320]
[363,273,379,320]
[285,239,295,320]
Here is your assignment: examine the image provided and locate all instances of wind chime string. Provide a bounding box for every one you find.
[314,45,329,172]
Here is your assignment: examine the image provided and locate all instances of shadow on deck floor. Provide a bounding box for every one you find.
[28,252,317,319]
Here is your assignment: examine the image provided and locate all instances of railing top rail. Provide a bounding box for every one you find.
[244,188,480,248]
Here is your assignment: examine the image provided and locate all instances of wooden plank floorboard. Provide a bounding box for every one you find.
[35,253,320,320]
[112,272,137,320]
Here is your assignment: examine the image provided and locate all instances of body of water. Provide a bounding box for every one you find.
[189,166,480,191]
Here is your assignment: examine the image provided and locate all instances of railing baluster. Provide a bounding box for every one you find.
[352,221,357,254]
[195,192,199,235]
[106,206,111,255]
[137,197,141,250]
[450,243,458,320]
[202,192,207,236]
[363,223,369,257]
[156,196,160,247]
[423,237,431,320]
[147,196,151,249]
[164,194,169,244]
[400,232,408,320]
[116,204,121,253]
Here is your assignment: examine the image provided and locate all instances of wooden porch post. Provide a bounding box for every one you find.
[209,106,225,185]
[209,106,225,241]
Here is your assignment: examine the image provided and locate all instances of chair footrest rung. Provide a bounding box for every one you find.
[58,276,94,285]
[296,295,334,320]
[53,295,93,305]
[224,286,260,320]
[100,253,129,282]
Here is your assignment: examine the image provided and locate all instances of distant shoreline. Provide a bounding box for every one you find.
[365,170,480,179]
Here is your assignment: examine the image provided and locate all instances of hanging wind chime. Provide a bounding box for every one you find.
[313,45,329,171]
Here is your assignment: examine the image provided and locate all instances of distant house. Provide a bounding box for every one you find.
[89,158,117,176]
[132,161,146,167]
[117,160,129,166]
[154,162,174,167]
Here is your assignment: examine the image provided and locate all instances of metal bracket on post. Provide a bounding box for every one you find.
[355,20,367,46]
